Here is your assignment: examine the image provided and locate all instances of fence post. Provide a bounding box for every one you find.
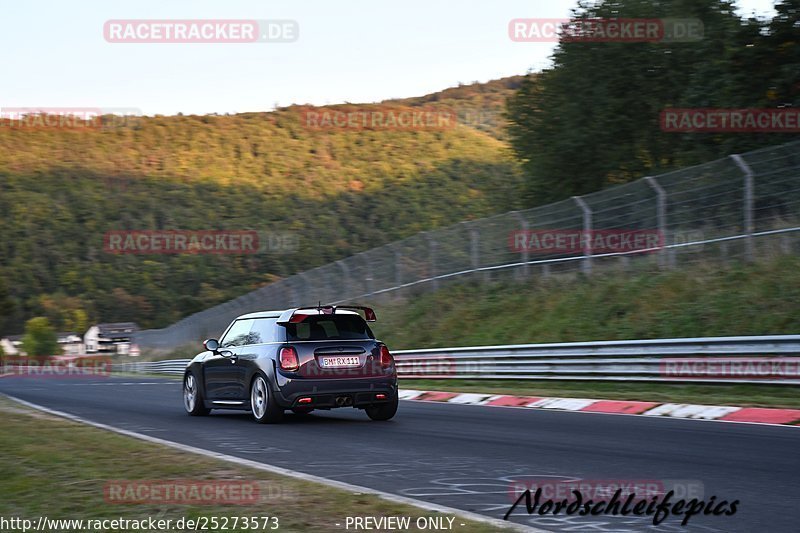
[644,176,668,268]
[298,272,312,305]
[336,260,350,300]
[463,221,484,282]
[289,277,300,307]
[511,211,530,279]
[425,233,439,290]
[572,195,593,275]
[361,252,374,297]
[731,154,755,262]
[271,280,287,310]
[394,247,402,288]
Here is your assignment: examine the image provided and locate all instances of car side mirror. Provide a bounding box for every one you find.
[203,339,220,353]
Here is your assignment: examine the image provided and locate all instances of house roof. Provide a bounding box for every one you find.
[96,322,139,335]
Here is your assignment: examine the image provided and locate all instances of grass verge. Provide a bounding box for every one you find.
[0,396,499,533]
[373,256,800,348]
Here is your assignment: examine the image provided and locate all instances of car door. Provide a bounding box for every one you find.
[204,319,253,401]
[229,317,280,399]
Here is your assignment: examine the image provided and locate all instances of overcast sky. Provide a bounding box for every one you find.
[1,0,779,115]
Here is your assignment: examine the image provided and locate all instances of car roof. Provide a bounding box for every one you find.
[234,308,360,321]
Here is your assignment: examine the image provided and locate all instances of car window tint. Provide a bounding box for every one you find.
[248,318,279,344]
[285,315,373,341]
[294,322,311,340]
[220,319,255,347]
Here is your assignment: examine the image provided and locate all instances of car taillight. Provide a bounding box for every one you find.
[279,346,299,371]
[380,345,394,369]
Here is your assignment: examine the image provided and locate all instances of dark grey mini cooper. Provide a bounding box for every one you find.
[183,305,398,423]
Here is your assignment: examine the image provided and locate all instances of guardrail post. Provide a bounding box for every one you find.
[731,154,755,262]
[644,176,668,269]
[511,211,530,279]
[572,195,592,275]
[425,233,439,291]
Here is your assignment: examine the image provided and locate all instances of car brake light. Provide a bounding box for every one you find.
[380,345,393,369]
[279,346,299,371]
[376,393,387,400]
[298,397,312,404]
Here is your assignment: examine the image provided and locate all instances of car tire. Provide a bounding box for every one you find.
[365,394,398,421]
[250,374,284,424]
[183,371,210,416]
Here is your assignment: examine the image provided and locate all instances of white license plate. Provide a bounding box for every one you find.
[320,356,360,367]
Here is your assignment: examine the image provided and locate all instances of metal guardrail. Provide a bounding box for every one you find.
[117,335,800,384]
[115,360,189,376]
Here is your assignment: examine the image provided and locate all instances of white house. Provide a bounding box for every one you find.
[1,332,85,357]
[57,332,84,356]
[0,335,22,356]
[84,322,139,355]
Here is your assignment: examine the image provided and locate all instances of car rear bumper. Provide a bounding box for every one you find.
[274,376,397,409]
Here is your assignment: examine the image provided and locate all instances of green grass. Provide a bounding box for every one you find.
[372,256,800,408]
[399,379,800,409]
[372,255,800,349]
[0,396,498,532]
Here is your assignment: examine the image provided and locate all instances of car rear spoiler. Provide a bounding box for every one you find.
[276,305,377,324]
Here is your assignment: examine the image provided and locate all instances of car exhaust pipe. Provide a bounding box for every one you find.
[335,396,353,407]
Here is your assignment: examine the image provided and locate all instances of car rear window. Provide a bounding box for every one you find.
[284,314,374,341]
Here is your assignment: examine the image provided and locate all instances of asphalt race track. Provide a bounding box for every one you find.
[1,376,798,532]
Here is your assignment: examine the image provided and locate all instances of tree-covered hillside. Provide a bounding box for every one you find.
[387,76,525,139]
[0,102,523,334]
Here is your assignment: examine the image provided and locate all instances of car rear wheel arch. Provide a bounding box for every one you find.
[249,372,284,424]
